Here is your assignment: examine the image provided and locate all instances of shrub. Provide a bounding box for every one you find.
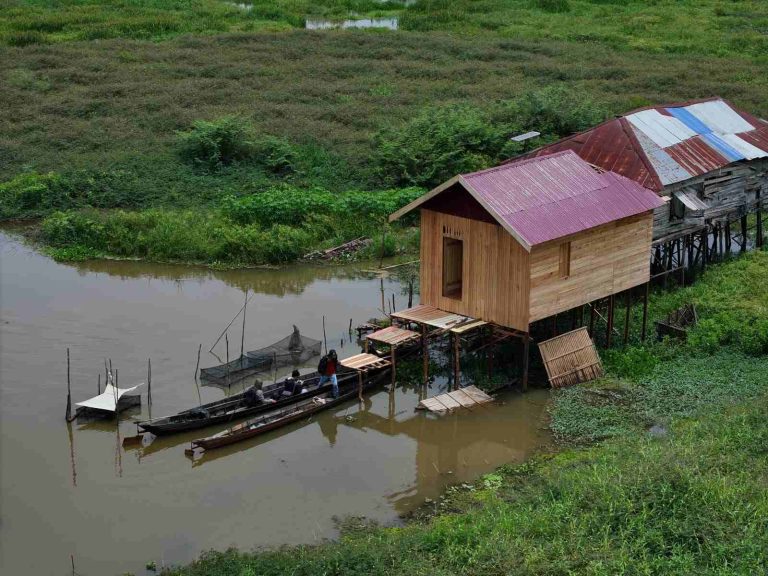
[177,116,257,171]
[372,104,508,188]
[40,211,103,247]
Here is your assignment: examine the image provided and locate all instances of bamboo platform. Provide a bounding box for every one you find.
[417,385,493,412]
[538,327,603,388]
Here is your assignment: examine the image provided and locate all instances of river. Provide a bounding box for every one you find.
[0,230,551,575]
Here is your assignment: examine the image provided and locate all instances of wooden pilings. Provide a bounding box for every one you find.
[421,324,429,384]
[641,281,649,342]
[521,333,530,392]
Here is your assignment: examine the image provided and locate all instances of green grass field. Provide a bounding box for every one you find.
[1,0,766,266]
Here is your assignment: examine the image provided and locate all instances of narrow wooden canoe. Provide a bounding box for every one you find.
[191,378,380,451]
[138,369,357,436]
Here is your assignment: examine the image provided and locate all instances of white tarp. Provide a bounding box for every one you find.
[75,383,142,412]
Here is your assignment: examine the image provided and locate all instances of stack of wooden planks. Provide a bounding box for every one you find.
[538,327,603,388]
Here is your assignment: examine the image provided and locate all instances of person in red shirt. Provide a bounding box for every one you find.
[318,349,339,398]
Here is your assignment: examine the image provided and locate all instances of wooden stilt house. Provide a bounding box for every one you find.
[389,150,664,332]
[511,98,768,261]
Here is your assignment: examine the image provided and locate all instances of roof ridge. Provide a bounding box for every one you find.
[464,149,575,178]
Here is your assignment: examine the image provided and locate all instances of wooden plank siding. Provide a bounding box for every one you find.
[420,209,530,332]
[529,212,653,322]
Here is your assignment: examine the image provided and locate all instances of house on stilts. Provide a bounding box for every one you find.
[509,98,768,278]
[385,149,663,389]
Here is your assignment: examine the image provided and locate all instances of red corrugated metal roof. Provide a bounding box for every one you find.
[461,150,664,248]
[512,97,768,192]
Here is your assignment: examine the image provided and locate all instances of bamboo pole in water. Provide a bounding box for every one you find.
[147,358,152,406]
[225,334,230,387]
[194,344,202,406]
[240,289,248,362]
[97,373,101,395]
[322,315,328,355]
[65,348,72,421]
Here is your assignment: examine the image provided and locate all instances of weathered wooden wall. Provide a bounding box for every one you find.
[529,213,653,322]
[420,209,530,331]
[652,159,768,244]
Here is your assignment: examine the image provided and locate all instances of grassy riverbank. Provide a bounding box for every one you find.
[162,251,768,575]
[1,2,767,265]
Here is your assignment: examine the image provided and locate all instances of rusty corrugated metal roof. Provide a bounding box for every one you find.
[513,98,768,192]
[460,150,663,248]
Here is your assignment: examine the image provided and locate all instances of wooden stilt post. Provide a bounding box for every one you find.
[718,222,724,258]
[358,371,363,402]
[194,343,202,406]
[521,333,530,392]
[589,301,596,336]
[225,333,230,387]
[392,293,396,313]
[391,344,397,388]
[380,278,385,316]
[552,313,557,337]
[606,294,615,348]
[571,307,578,330]
[757,190,764,248]
[701,227,708,272]
[66,348,72,422]
[641,281,649,342]
[453,333,460,390]
[725,221,732,255]
[364,337,369,353]
[623,289,631,345]
[97,373,101,395]
[741,214,748,252]
[421,324,429,384]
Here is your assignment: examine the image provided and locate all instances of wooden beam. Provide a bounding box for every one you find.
[623,289,631,346]
[641,281,649,342]
[606,294,615,348]
[741,215,748,253]
[521,333,530,392]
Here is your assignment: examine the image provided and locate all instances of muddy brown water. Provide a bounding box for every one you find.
[0,230,551,575]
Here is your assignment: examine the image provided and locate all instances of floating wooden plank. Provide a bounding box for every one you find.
[416,385,494,412]
[340,353,391,372]
[538,327,603,388]
[366,326,421,347]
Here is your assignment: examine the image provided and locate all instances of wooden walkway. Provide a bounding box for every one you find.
[391,304,486,332]
[340,353,391,373]
[416,385,493,413]
[538,327,603,388]
[366,326,421,347]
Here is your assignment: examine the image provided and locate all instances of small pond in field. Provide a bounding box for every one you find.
[306,17,399,30]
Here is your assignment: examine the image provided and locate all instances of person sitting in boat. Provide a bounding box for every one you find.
[244,386,274,407]
[281,370,305,397]
[317,350,339,398]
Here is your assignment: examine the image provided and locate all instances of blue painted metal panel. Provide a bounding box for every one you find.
[701,133,744,162]
[666,107,710,135]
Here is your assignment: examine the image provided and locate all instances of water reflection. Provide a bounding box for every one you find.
[306,17,399,30]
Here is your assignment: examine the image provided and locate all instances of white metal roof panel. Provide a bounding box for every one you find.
[626,109,697,149]
[717,133,767,160]
[633,129,691,185]
[685,100,754,134]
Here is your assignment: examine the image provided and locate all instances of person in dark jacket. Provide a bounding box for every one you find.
[317,349,339,398]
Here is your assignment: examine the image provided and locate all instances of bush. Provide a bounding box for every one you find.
[40,211,103,247]
[372,104,508,188]
[177,117,299,174]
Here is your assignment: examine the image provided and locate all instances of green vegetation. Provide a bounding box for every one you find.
[1,1,767,264]
[160,250,768,575]
[3,0,767,59]
[38,186,422,265]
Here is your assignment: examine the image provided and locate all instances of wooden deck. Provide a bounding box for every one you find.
[340,353,391,372]
[391,304,487,332]
[366,326,421,347]
[538,327,603,388]
[416,385,494,412]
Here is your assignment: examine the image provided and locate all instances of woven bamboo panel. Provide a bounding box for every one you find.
[538,327,603,388]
